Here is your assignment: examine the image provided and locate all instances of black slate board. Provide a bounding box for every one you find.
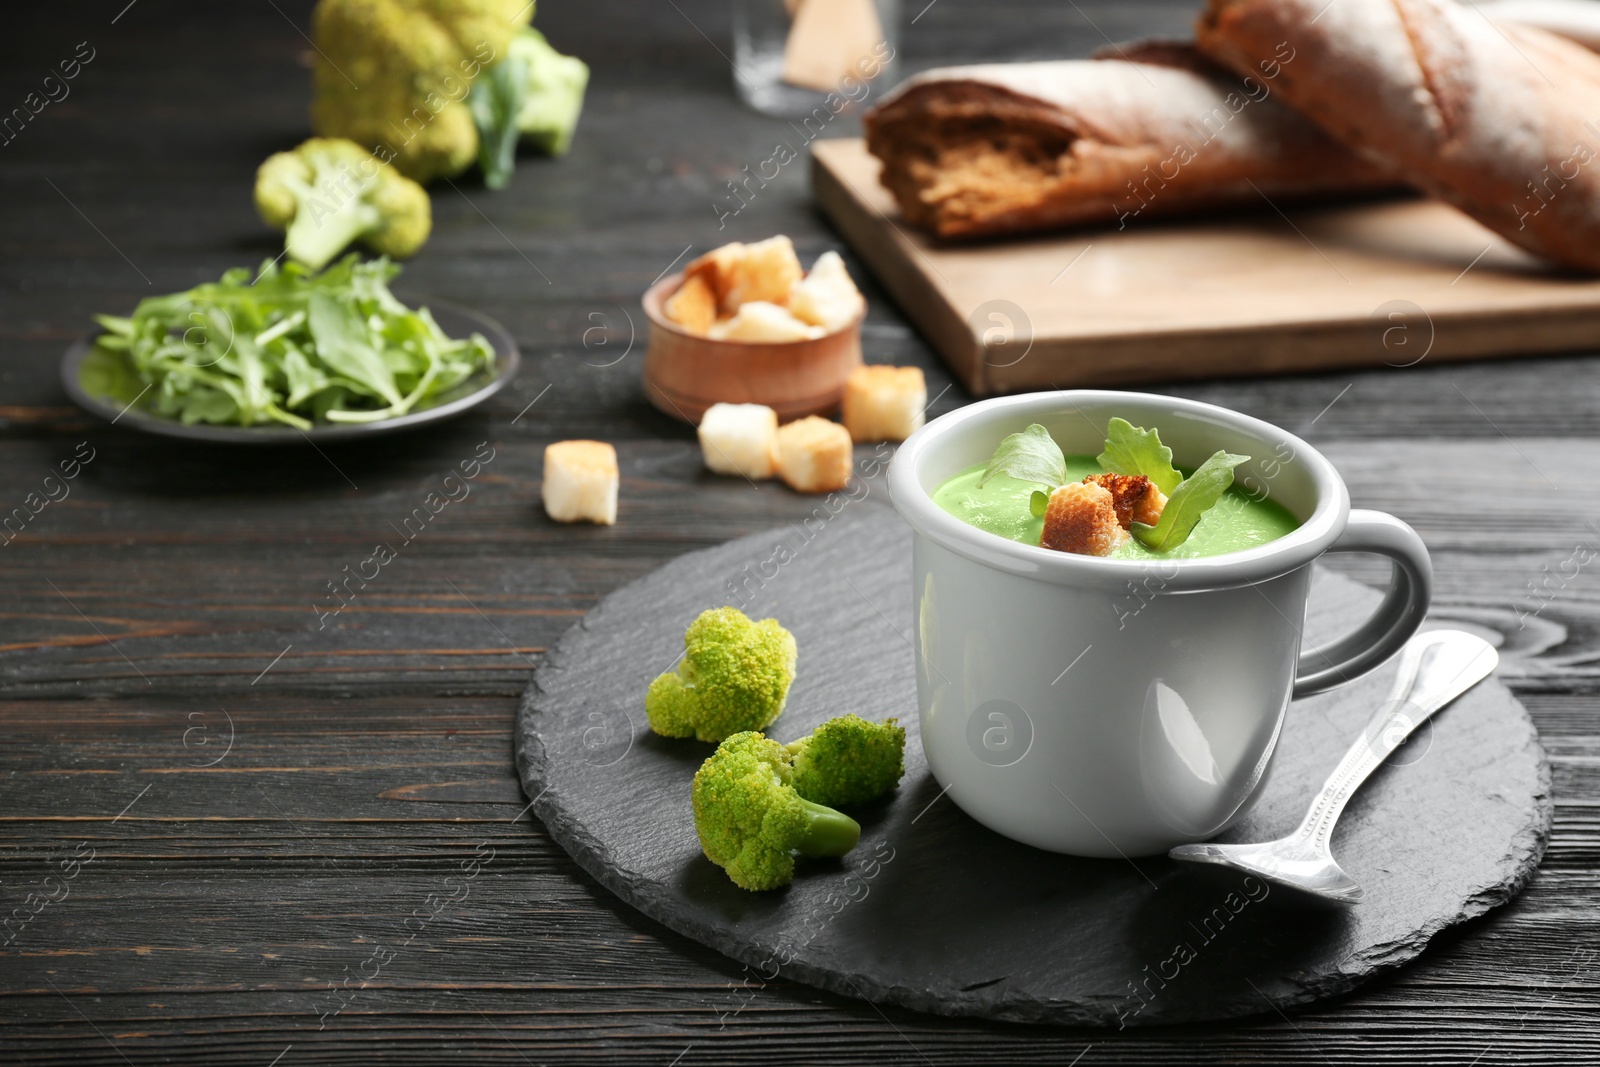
[515,504,1551,1026]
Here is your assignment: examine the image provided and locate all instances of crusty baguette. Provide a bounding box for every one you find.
[1480,0,1600,53]
[862,45,1398,239]
[1197,0,1600,272]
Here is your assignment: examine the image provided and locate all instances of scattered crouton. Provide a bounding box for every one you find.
[709,301,824,343]
[1040,481,1128,556]
[699,403,778,479]
[788,250,866,333]
[664,273,718,335]
[1084,473,1167,529]
[842,364,926,442]
[776,415,852,493]
[543,440,618,526]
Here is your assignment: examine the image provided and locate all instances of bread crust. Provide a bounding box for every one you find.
[862,47,1397,239]
[1085,472,1166,529]
[1197,0,1600,271]
[1040,482,1129,556]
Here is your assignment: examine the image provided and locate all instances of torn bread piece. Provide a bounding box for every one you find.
[862,51,1396,240]
[1040,481,1128,556]
[698,403,779,479]
[664,273,718,335]
[709,301,825,342]
[543,440,618,526]
[775,415,852,493]
[842,364,926,442]
[1085,472,1167,529]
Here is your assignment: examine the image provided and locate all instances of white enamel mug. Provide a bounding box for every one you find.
[887,391,1432,857]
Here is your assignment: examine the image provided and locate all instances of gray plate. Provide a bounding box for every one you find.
[61,297,519,445]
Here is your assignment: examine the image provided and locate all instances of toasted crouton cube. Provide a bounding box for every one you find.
[725,235,804,311]
[709,301,824,343]
[775,416,852,493]
[842,365,926,442]
[542,440,618,525]
[1132,484,1168,528]
[1040,481,1128,556]
[1084,473,1167,529]
[664,274,717,335]
[699,403,778,479]
[683,242,746,310]
[789,251,866,333]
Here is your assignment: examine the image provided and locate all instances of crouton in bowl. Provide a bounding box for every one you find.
[641,236,866,423]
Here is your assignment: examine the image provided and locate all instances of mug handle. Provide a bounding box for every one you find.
[1292,509,1433,698]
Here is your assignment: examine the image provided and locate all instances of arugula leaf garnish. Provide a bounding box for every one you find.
[1098,417,1182,495]
[1132,449,1251,551]
[978,423,1067,490]
[975,418,1253,553]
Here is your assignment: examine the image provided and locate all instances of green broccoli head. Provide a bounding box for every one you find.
[309,0,533,183]
[255,138,432,271]
[785,715,907,808]
[468,26,589,189]
[646,607,797,743]
[692,732,861,891]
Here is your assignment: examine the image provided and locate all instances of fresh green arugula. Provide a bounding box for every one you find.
[977,423,1067,490]
[1097,417,1182,494]
[977,418,1252,551]
[1131,448,1251,550]
[91,256,494,429]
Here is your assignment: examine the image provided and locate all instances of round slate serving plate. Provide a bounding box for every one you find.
[61,298,518,444]
[515,504,1551,1026]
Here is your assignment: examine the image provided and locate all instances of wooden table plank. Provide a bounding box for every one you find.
[2,0,1599,1063]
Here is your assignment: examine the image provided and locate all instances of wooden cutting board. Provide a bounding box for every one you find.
[811,137,1600,395]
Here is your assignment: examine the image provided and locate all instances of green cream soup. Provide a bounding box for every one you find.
[932,455,1300,561]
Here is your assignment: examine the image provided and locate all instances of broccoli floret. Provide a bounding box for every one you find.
[785,715,907,808]
[468,26,590,189]
[309,0,532,183]
[511,29,589,155]
[692,732,861,891]
[255,138,432,271]
[646,608,797,743]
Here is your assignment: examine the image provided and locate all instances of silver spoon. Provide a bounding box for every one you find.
[1168,629,1499,903]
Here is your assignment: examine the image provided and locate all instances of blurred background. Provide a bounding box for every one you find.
[0,0,1202,406]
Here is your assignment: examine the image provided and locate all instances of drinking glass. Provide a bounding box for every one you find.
[731,0,901,117]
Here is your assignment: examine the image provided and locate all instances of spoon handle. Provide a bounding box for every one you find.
[1292,629,1499,851]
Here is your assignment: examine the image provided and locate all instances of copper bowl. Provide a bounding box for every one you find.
[641,272,864,424]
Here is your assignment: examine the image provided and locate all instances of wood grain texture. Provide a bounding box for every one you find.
[2,0,1599,1063]
[814,137,1600,396]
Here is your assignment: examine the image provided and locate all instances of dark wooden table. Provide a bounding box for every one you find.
[3,1,1596,1063]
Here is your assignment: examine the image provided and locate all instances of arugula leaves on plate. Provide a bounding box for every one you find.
[90,255,495,430]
